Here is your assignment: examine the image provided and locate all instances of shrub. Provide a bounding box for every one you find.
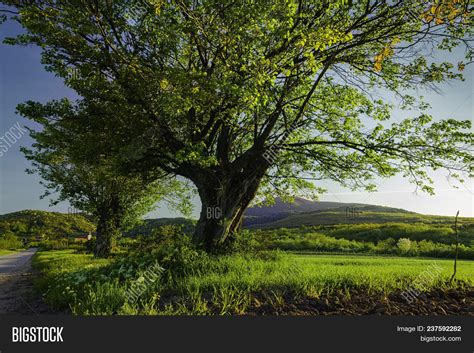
[131,225,201,275]
[326,223,466,244]
[39,239,70,250]
[266,232,374,253]
[222,230,264,254]
[0,232,23,250]
[397,238,412,253]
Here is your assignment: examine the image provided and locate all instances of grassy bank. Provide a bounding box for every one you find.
[32,249,474,315]
[0,249,18,256]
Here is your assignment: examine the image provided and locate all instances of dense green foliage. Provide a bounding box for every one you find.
[0,210,93,250]
[256,222,474,244]
[18,96,192,257]
[0,210,94,241]
[325,223,474,245]
[124,218,196,237]
[124,218,474,259]
[0,233,23,250]
[252,222,474,259]
[260,232,474,259]
[3,0,472,250]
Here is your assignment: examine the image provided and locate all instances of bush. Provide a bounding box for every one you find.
[131,225,201,275]
[115,237,137,252]
[254,228,474,260]
[262,231,373,253]
[325,223,468,244]
[0,233,23,250]
[39,238,87,251]
[222,230,264,254]
[39,239,70,250]
[374,238,397,254]
[397,238,412,253]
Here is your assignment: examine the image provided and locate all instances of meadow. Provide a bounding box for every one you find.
[32,246,474,315]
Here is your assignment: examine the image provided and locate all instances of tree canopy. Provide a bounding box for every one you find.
[2,0,473,251]
[18,98,192,256]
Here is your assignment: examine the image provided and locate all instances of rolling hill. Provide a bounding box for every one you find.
[1,198,470,239]
[243,197,470,229]
[0,210,94,240]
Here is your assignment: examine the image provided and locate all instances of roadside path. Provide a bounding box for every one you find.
[0,248,49,314]
[0,248,37,274]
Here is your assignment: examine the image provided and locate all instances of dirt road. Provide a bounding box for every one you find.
[0,248,49,314]
[0,248,37,274]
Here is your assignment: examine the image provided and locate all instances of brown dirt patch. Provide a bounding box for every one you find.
[247,288,474,315]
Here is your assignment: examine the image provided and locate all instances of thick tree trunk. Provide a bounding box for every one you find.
[193,172,263,252]
[94,215,119,257]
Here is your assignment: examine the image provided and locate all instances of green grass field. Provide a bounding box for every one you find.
[179,253,474,293]
[0,249,17,256]
[32,249,474,315]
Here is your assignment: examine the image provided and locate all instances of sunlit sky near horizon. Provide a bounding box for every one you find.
[1,20,472,219]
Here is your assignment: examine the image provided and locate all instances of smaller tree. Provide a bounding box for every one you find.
[397,238,412,254]
[19,99,191,257]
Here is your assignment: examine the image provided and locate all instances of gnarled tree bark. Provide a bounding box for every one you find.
[191,157,267,252]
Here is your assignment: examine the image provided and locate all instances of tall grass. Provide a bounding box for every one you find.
[33,249,474,315]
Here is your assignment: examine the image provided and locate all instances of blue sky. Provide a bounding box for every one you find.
[0,20,472,218]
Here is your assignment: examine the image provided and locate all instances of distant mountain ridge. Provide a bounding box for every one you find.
[246,197,413,216]
[243,197,416,228]
[246,198,359,216]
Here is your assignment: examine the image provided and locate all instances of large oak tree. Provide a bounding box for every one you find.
[2,0,473,251]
